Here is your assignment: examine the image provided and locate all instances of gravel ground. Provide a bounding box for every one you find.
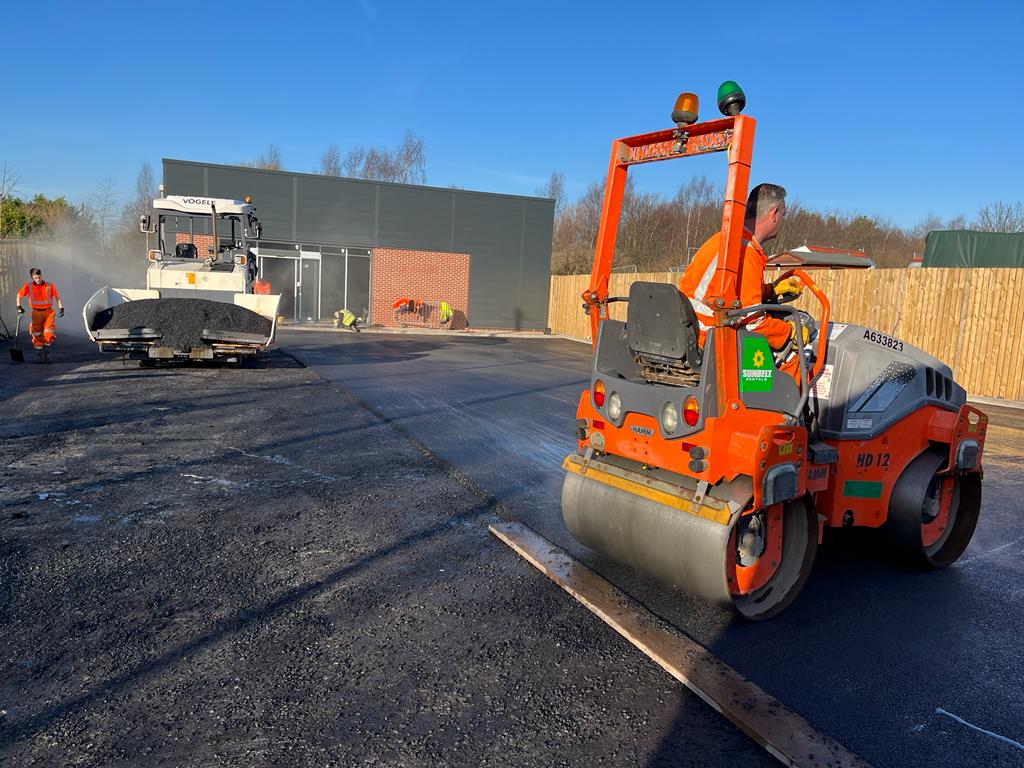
[0,351,770,767]
[91,298,272,348]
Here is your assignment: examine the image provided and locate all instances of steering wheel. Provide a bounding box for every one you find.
[772,310,818,366]
[797,309,817,341]
[773,292,802,305]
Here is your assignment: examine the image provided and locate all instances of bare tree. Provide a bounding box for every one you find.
[551,178,936,273]
[973,201,1024,233]
[395,131,426,184]
[911,212,945,240]
[550,181,603,274]
[673,175,720,264]
[536,171,566,214]
[342,147,368,179]
[88,179,119,258]
[342,131,426,184]
[0,162,20,201]
[320,144,342,176]
[946,213,968,230]
[244,144,284,171]
[120,162,158,229]
[0,161,22,239]
[110,162,160,271]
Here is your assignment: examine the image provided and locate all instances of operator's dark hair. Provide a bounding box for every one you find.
[29,267,42,276]
[746,184,787,221]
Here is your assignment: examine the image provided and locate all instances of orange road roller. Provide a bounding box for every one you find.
[562,83,987,620]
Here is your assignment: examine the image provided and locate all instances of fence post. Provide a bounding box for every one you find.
[951,270,972,377]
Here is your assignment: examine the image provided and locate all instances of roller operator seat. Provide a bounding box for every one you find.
[626,281,703,371]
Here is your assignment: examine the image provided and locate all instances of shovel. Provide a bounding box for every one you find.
[10,313,24,363]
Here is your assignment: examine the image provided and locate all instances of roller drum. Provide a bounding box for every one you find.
[561,456,819,620]
[562,469,734,607]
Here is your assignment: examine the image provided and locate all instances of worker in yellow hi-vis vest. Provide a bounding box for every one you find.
[439,301,453,326]
[334,308,361,332]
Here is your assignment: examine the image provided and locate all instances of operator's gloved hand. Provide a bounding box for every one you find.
[58,307,65,318]
[773,276,804,298]
[16,306,25,315]
[788,320,810,346]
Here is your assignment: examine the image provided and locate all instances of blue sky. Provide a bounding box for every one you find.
[2,0,1021,227]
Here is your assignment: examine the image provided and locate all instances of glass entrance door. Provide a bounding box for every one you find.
[258,255,298,321]
[320,247,346,320]
[257,244,369,325]
[346,252,371,323]
[298,251,321,323]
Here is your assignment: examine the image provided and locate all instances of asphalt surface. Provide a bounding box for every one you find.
[282,329,1024,768]
[0,338,771,767]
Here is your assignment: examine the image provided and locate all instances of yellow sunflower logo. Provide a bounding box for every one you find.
[752,349,766,368]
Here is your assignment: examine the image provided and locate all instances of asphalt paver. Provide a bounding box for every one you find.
[0,348,771,766]
[91,298,272,349]
[282,329,1024,768]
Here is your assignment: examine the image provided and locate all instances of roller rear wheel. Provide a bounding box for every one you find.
[887,448,981,568]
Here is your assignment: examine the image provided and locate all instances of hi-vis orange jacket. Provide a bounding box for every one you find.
[17,281,60,310]
[677,230,792,349]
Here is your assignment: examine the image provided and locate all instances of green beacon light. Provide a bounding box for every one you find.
[717,80,746,116]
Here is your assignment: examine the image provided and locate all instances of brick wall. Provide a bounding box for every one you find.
[371,248,470,329]
[175,232,215,258]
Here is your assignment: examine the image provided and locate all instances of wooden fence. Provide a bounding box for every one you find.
[548,269,1024,401]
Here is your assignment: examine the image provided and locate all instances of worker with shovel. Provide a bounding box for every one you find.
[16,268,64,361]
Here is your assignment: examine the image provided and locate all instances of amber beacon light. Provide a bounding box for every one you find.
[671,92,699,127]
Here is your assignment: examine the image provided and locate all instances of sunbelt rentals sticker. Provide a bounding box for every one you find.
[740,336,774,392]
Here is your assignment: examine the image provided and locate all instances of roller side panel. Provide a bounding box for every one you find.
[811,404,986,530]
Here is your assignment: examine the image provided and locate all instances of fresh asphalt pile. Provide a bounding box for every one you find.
[91,298,272,349]
[0,352,770,766]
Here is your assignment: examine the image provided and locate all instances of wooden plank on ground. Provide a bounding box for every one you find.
[489,521,872,768]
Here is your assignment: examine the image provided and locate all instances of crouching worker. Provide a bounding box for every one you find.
[333,308,361,332]
[16,268,64,360]
[678,183,807,384]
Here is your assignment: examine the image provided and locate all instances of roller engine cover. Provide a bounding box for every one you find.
[813,323,965,439]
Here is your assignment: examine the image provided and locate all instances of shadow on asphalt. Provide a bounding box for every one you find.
[1,501,498,746]
[250,376,588,457]
[1,346,304,407]
[286,334,515,367]
[1,377,310,443]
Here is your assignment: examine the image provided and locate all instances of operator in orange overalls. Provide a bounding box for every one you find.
[678,183,806,382]
[15,268,64,355]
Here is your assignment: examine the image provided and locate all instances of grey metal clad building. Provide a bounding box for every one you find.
[162,159,555,330]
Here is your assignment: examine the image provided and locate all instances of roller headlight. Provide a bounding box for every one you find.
[607,392,623,421]
[661,402,679,434]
